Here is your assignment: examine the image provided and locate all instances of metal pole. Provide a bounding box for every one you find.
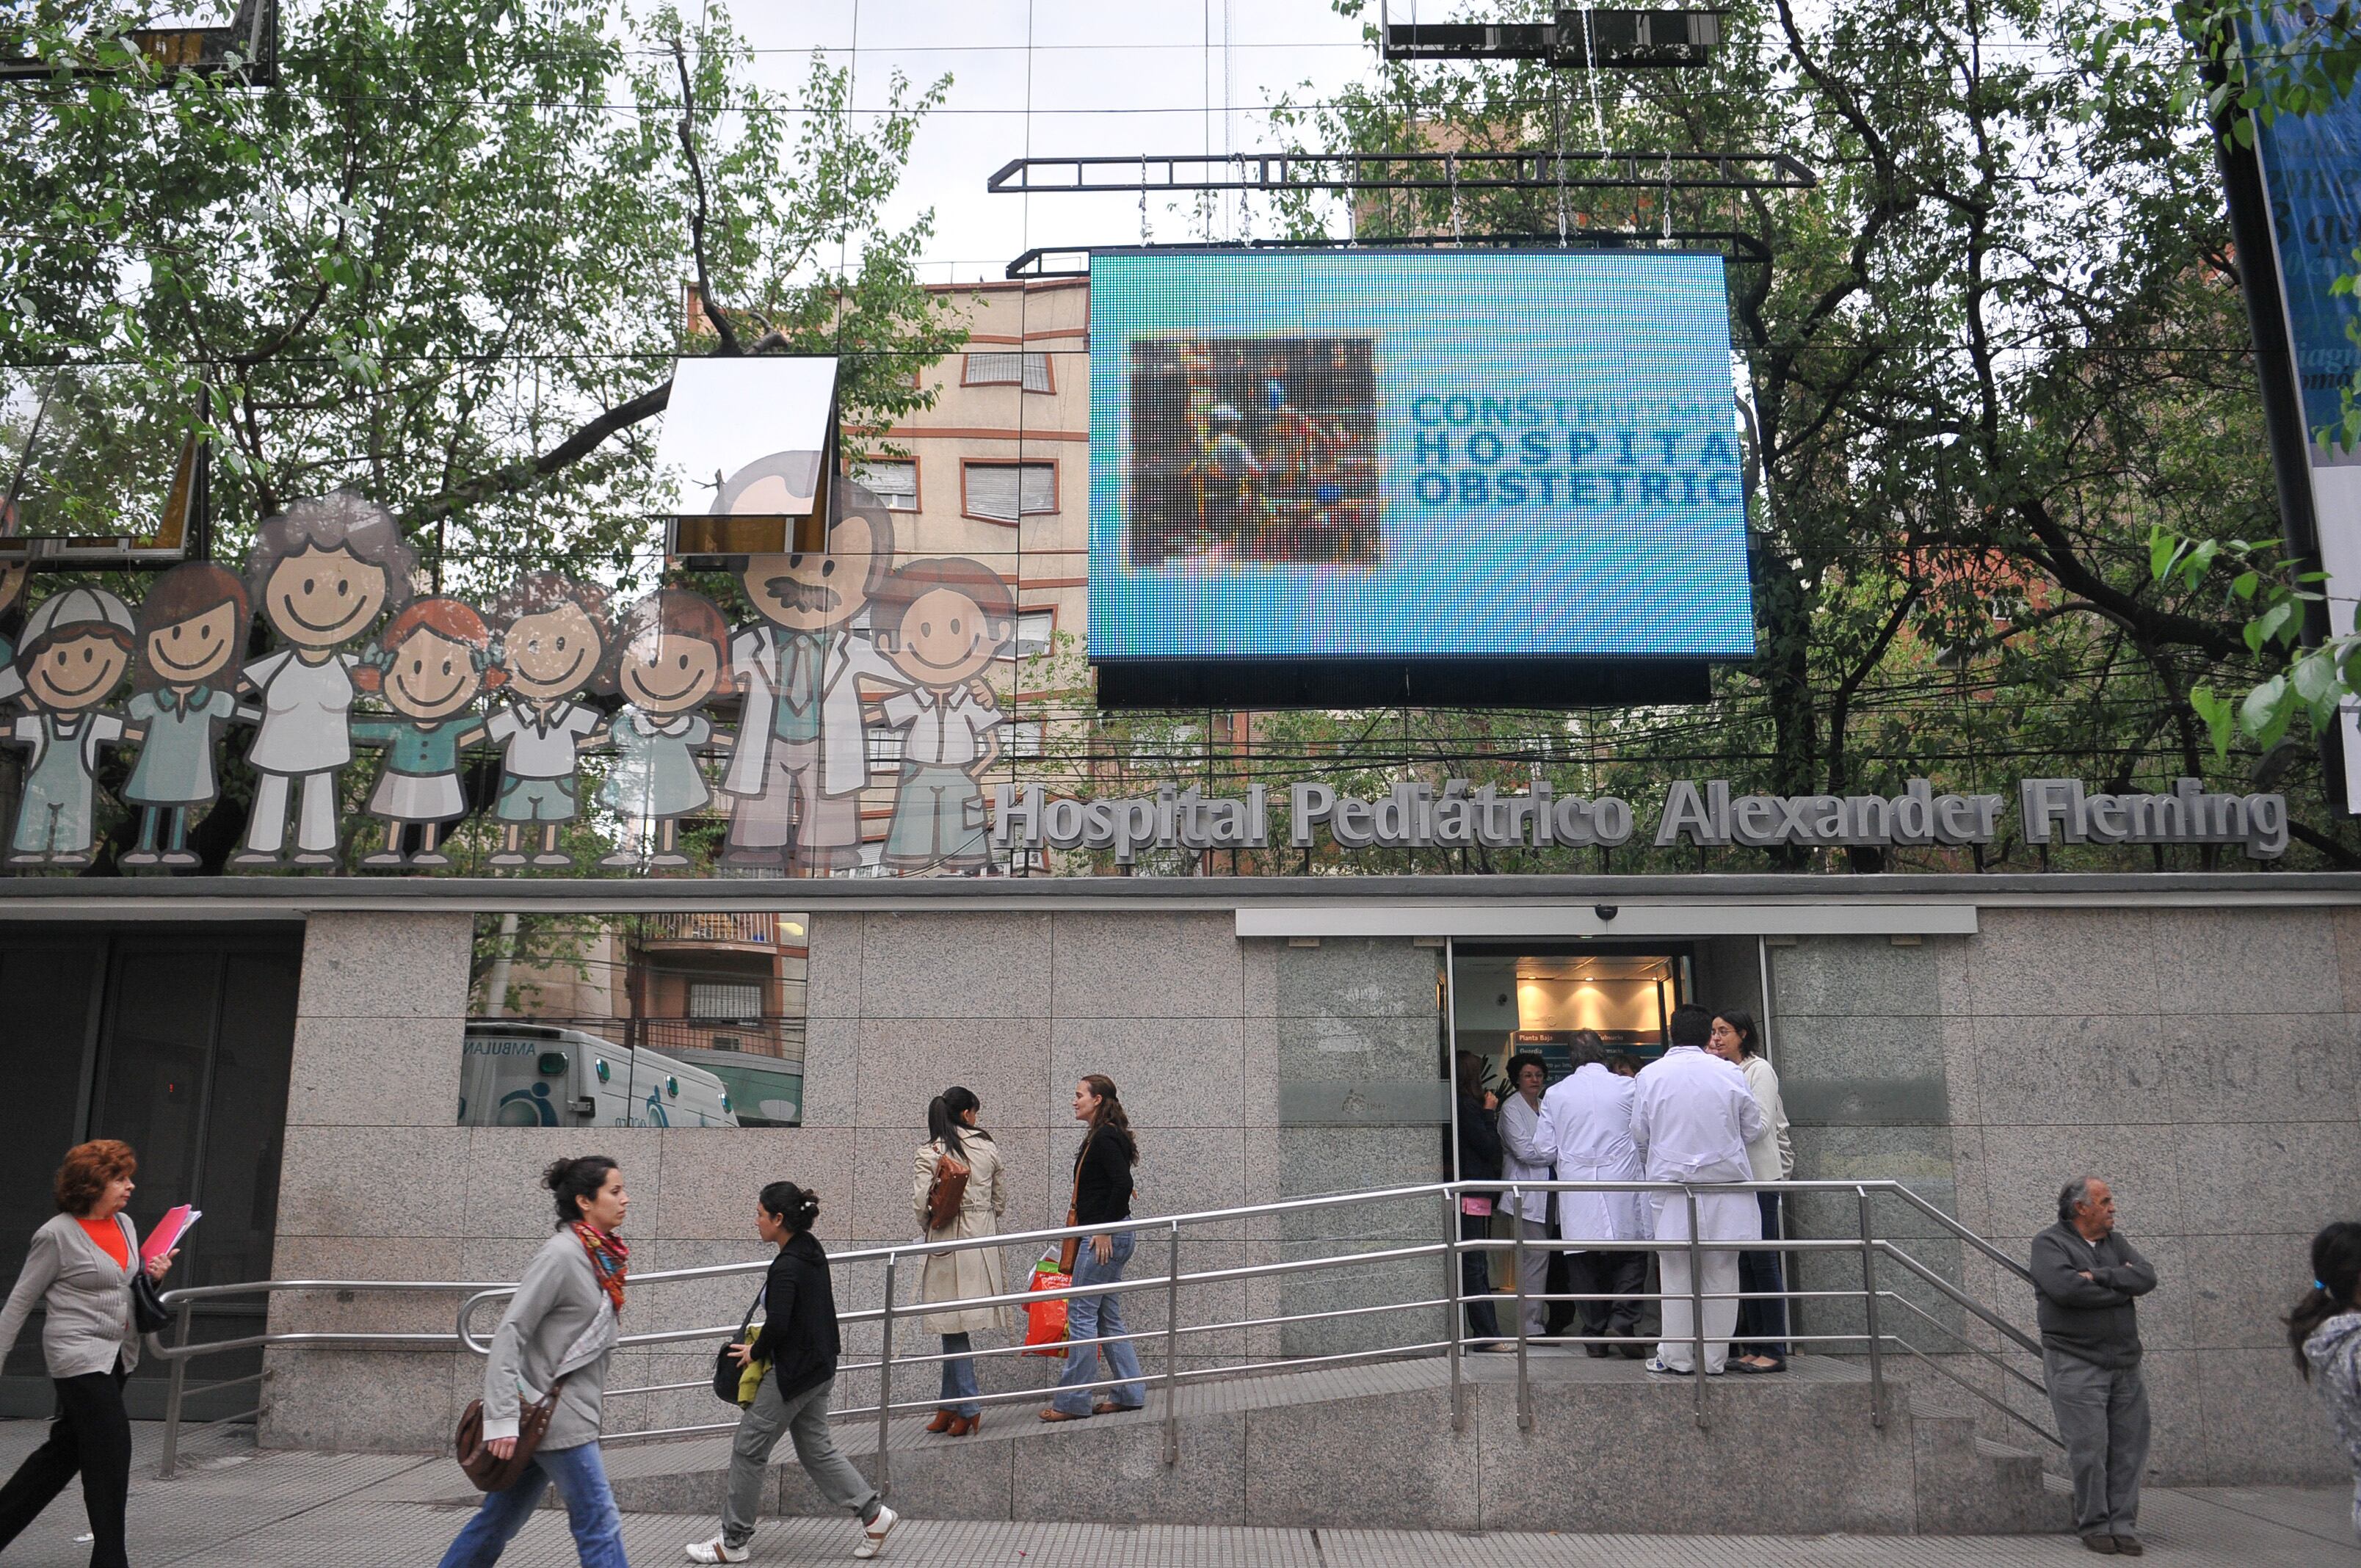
[1512,1183,1531,1432]
[1686,1184,1707,1431]
[1443,1186,1464,1432]
[1163,1219,1181,1467]
[1858,1188,1885,1429]
[159,1302,192,1479]
[876,1254,896,1495]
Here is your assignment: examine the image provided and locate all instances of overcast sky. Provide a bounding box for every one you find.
[730,0,1389,282]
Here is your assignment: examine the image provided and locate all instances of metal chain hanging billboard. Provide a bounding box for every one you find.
[1085,248,1756,707]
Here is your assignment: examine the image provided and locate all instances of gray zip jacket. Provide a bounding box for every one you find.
[0,1213,142,1379]
[480,1230,618,1451]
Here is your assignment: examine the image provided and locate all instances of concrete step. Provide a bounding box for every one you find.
[529,1352,2070,1536]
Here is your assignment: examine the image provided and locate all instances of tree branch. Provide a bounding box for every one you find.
[672,36,740,357]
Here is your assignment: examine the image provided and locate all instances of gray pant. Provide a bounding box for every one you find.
[1512,1217,1552,1339]
[2044,1349,2150,1537]
[722,1374,879,1549]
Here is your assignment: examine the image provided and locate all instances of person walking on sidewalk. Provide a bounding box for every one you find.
[686,1182,899,1564]
[1041,1075,1147,1420]
[914,1086,1010,1436]
[2032,1175,2158,1557]
[2291,1220,2361,1545]
[0,1141,177,1568]
[438,1157,632,1568]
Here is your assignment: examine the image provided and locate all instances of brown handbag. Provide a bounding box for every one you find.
[454,1374,567,1493]
[924,1144,971,1234]
[1058,1131,1095,1275]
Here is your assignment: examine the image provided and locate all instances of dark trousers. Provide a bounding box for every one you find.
[1458,1211,1500,1342]
[1734,1191,1791,1362]
[1565,1249,1648,1335]
[0,1362,131,1568]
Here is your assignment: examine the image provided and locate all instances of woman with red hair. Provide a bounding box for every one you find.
[0,1141,177,1568]
[350,596,503,867]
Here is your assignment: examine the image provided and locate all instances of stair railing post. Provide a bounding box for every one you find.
[1443,1186,1464,1432]
[1163,1219,1181,1467]
[1686,1183,1707,1431]
[159,1301,191,1479]
[1512,1182,1531,1432]
[1858,1186,1886,1429]
[877,1252,896,1495]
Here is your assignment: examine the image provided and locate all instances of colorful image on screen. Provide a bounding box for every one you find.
[1087,250,1757,662]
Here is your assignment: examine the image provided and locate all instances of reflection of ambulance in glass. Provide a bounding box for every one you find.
[458,1022,739,1128]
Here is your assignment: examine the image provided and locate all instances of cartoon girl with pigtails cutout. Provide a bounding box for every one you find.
[348,597,502,867]
[593,589,730,870]
[121,562,250,868]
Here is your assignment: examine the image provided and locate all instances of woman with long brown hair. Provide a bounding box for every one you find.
[1041,1075,1147,1420]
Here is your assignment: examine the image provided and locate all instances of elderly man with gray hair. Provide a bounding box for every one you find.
[2031,1175,2158,1556]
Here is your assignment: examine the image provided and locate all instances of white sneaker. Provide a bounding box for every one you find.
[684,1537,748,1564]
[852,1503,899,1559]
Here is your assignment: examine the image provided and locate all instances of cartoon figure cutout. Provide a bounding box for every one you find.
[349,597,501,867]
[594,589,728,869]
[482,573,609,869]
[871,559,1013,874]
[0,554,35,708]
[123,563,250,867]
[4,587,134,866]
[237,492,418,865]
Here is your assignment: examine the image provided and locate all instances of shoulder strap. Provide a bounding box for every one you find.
[1069,1128,1097,1215]
[114,1213,137,1270]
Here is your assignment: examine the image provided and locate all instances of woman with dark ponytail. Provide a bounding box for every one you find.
[1042,1074,1146,1420]
[2291,1220,2361,1543]
[913,1087,1009,1436]
[686,1182,903,1564]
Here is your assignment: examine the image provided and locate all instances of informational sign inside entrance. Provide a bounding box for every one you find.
[1087,249,1755,663]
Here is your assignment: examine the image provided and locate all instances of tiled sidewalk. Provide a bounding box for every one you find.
[0,1420,2346,1567]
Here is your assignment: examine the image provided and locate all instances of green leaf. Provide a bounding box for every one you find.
[2190,686,2237,762]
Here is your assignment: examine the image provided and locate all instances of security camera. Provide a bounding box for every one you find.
[1594,904,1620,922]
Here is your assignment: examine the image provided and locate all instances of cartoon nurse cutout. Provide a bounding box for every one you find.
[4,587,134,866]
[349,597,501,867]
[236,491,418,866]
[122,562,251,868]
[594,589,728,869]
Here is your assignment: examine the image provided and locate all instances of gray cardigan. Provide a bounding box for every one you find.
[480,1230,617,1451]
[0,1213,142,1379]
[2029,1222,2157,1371]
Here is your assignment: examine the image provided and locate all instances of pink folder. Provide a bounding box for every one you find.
[141,1205,199,1265]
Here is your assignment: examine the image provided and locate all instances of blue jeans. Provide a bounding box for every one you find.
[436,1440,627,1568]
[1052,1231,1147,1414]
[940,1332,982,1418]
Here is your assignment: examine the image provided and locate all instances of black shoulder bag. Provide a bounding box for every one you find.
[711,1285,765,1404]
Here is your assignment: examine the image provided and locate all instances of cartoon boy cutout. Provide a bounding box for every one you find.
[121,562,250,868]
[0,553,34,709]
[4,587,134,867]
[592,589,729,871]
[349,597,501,868]
[235,492,418,867]
[482,573,608,869]
[870,559,1015,874]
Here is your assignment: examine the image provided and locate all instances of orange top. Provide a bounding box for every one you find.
[76,1216,128,1271]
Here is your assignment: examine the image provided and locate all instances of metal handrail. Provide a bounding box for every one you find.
[154,1177,2060,1484]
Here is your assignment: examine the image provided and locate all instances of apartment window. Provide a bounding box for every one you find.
[1007,720,1045,759]
[855,459,918,512]
[963,461,1056,523]
[1003,609,1055,661]
[963,351,1053,393]
[867,727,905,776]
[689,981,765,1021]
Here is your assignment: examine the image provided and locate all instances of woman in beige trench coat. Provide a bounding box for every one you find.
[913,1086,1011,1435]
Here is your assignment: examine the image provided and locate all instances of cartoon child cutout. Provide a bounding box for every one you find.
[593,589,729,870]
[4,587,134,867]
[871,559,1015,874]
[348,597,501,868]
[482,573,608,869]
[121,563,250,868]
[236,492,418,866]
[0,553,34,709]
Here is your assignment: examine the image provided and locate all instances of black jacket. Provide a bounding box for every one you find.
[1457,1091,1503,1183]
[746,1230,841,1401]
[2029,1222,2157,1371]
[1072,1125,1136,1226]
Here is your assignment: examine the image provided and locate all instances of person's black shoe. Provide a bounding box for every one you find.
[2109,1537,2143,1557]
[2081,1533,2118,1554]
[1583,1341,1611,1359]
[1611,1326,1647,1360]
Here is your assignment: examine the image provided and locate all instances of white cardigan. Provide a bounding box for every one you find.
[1738,1053,1796,1184]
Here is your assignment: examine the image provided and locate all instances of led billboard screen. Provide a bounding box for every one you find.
[1087,250,1754,703]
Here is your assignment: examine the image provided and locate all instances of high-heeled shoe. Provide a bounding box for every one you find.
[924,1409,954,1434]
[947,1412,981,1437]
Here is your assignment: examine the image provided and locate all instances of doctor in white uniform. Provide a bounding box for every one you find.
[1628,1003,1766,1376]
[1537,1032,1650,1357]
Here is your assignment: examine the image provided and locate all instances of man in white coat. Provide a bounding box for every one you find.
[1629,1003,1767,1375]
[1537,1033,1650,1358]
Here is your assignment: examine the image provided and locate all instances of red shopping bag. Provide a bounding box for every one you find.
[1022,1253,1072,1357]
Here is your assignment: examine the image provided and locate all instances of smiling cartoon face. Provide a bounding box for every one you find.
[144,601,240,689]
[28,632,131,713]
[617,628,722,716]
[738,510,886,634]
[385,626,482,720]
[504,603,603,699]
[263,545,388,649]
[886,587,1009,688]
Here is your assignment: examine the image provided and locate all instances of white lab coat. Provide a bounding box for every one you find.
[1537,1064,1644,1249]
[1496,1091,1553,1223]
[1629,1045,1767,1247]
[719,624,898,799]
